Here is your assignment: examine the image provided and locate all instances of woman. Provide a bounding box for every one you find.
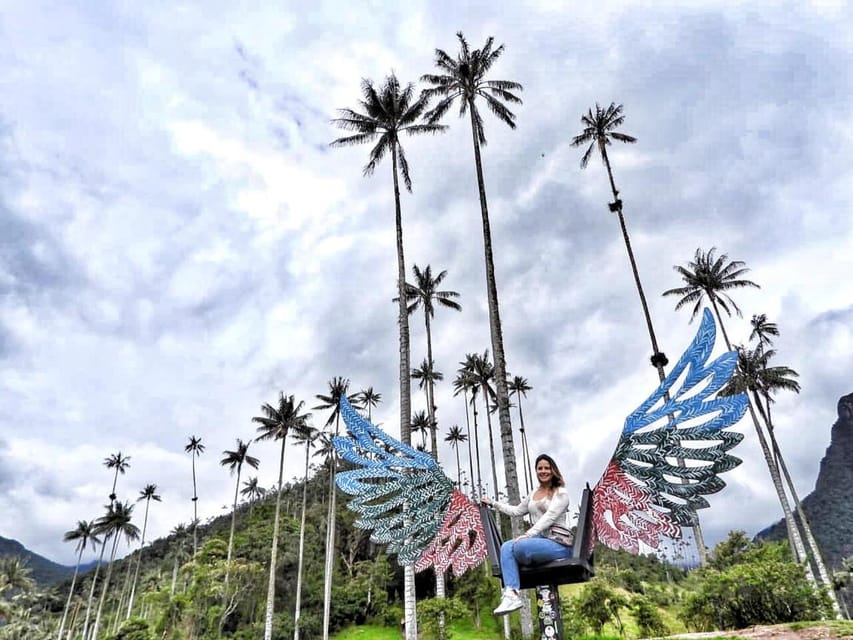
[481,454,572,615]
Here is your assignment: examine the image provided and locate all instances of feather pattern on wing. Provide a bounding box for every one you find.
[333,397,486,572]
[593,308,748,553]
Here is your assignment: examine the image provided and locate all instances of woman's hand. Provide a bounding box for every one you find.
[513,533,529,542]
[480,495,491,505]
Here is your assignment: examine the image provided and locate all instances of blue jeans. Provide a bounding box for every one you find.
[500,536,573,590]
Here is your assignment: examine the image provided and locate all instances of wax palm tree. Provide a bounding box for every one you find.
[331,77,444,450]
[291,421,319,640]
[411,410,430,450]
[570,105,672,362]
[468,351,501,498]
[184,436,205,555]
[662,251,812,571]
[241,476,265,514]
[124,484,160,620]
[169,524,190,595]
[444,425,467,486]
[313,377,359,640]
[403,264,462,456]
[254,393,310,640]
[220,440,260,587]
[57,522,101,640]
[411,359,445,456]
[80,518,112,640]
[103,452,130,503]
[454,363,482,496]
[90,501,139,640]
[423,32,524,511]
[452,369,477,498]
[357,387,382,422]
[663,247,760,343]
[508,375,534,495]
[750,313,779,348]
[332,74,444,640]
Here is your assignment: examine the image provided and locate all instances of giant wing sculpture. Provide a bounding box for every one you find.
[592,308,748,554]
[332,308,747,576]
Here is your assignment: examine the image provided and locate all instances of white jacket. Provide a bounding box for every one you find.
[492,486,570,537]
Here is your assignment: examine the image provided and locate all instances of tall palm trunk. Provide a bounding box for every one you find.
[81,538,108,640]
[423,314,439,458]
[56,545,84,640]
[470,392,483,497]
[294,445,311,640]
[322,415,340,640]
[454,443,462,486]
[263,438,288,640]
[468,110,535,640]
[754,394,839,614]
[481,385,501,500]
[191,458,199,556]
[114,565,132,632]
[461,389,476,497]
[421,311,446,622]
[126,500,152,619]
[466,104,520,510]
[514,391,533,495]
[600,143,709,564]
[709,300,812,576]
[388,145,417,640]
[224,465,243,588]
[91,533,121,640]
[170,553,180,596]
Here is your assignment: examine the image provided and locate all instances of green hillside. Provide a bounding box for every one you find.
[1,463,843,640]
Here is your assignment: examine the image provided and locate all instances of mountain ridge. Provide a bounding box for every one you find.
[0,535,85,586]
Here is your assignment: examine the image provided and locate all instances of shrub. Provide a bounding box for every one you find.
[107,618,152,640]
[631,595,669,637]
[417,597,471,640]
[576,579,629,635]
[682,554,833,630]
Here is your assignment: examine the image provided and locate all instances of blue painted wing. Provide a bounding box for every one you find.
[593,308,748,553]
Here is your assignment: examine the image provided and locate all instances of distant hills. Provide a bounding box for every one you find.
[0,535,89,586]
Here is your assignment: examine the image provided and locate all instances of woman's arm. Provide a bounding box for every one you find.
[525,488,570,536]
[490,493,531,517]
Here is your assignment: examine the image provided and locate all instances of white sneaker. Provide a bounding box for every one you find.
[493,588,523,615]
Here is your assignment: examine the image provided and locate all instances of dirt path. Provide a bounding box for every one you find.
[670,623,853,640]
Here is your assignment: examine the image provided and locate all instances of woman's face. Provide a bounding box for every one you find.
[536,459,553,485]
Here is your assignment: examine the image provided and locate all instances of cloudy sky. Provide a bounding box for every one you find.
[1,0,851,566]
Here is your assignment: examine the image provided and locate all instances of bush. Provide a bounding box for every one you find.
[631,596,669,637]
[576,579,629,636]
[107,618,152,640]
[682,553,833,630]
[417,597,471,640]
[560,596,589,640]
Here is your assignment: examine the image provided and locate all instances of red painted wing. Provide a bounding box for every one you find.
[413,489,487,576]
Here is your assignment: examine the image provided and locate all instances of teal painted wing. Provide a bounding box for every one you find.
[333,397,454,565]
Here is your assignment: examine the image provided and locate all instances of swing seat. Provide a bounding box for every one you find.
[479,484,596,589]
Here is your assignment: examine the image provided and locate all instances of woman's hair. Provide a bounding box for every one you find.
[535,454,565,490]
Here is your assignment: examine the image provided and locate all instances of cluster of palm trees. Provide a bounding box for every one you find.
[663,247,840,612]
